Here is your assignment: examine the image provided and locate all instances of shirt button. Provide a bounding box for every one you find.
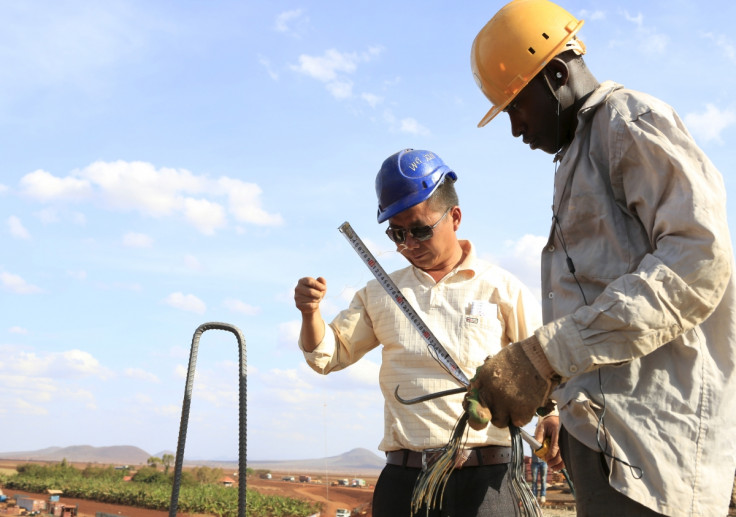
[548,292,554,299]
[547,245,555,252]
[569,365,578,373]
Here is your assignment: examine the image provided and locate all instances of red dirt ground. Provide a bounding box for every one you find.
[248,474,375,516]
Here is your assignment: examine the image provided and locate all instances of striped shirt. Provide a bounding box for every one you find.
[301,240,542,451]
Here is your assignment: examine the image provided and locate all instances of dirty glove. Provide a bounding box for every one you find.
[463,336,559,430]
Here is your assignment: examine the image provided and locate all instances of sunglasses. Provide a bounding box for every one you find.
[385,207,451,244]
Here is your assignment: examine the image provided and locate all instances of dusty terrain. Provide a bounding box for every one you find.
[249,474,375,516]
[248,471,583,517]
[3,460,733,517]
[3,488,203,517]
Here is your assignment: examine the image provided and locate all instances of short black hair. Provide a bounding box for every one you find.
[427,177,458,212]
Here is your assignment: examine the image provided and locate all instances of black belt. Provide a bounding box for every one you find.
[385,445,512,469]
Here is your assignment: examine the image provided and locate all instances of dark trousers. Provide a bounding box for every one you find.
[371,463,516,517]
[560,426,664,517]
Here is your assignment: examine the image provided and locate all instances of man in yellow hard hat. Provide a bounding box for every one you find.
[464,1,736,516]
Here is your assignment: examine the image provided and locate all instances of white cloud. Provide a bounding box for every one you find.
[7,216,30,239]
[361,92,383,108]
[164,292,206,314]
[0,271,42,294]
[262,367,316,404]
[17,160,282,234]
[258,55,278,80]
[81,160,205,216]
[7,348,112,379]
[122,231,153,248]
[219,177,284,226]
[174,363,188,379]
[57,350,113,379]
[685,104,736,144]
[292,48,358,82]
[183,197,227,235]
[702,32,736,64]
[9,326,28,334]
[0,184,8,193]
[382,110,431,136]
[35,207,59,223]
[20,169,92,202]
[344,357,380,386]
[290,47,382,100]
[223,298,261,316]
[622,10,643,27]
[154,404,181,417]
[274,9,308,35]
[124,367,161,383]
[481,233,547,301]
[278,320,301,350]
[327,79,354,99]
[399,117,430,136]
[620,10,668,55]
[579,9,605,21]
[0,346,112,417]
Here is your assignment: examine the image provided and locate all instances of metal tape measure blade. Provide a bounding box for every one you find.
[338,222,469,386]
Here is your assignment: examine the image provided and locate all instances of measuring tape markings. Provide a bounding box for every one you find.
[338,220,551,483]
[338,221,470,387]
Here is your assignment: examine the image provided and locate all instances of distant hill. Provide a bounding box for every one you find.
[0,445,151,465]
[247,447,384,474]
[0,446,385,474]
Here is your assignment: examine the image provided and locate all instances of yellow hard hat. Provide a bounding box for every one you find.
[471,0,585,127]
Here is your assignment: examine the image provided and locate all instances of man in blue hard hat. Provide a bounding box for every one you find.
[294,148,542,516]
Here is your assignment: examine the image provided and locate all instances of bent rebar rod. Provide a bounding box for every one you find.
[169,322,247,517]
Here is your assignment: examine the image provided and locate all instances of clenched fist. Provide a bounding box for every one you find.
[294,276,327,314]
[294,276,328,352]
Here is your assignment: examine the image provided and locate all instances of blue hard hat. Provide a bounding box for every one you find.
[375,149,457,223]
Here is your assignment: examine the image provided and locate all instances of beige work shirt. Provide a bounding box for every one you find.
[301,241,542,452]
[536,81,736,516]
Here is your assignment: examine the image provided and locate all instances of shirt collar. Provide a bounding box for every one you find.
[555,81,623,163]
[578,80,623,120]
[452,240,478,279]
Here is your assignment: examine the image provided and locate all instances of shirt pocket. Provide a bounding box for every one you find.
[460,302,504,373]
[561,192,632,280]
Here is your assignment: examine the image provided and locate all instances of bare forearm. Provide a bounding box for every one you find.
[300,311,326,352]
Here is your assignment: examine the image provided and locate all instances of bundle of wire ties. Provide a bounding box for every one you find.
[410,414,542,517]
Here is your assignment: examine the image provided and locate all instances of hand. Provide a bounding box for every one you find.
[294,277,327,314]
[463,337,557,429]
[536,415,564,470]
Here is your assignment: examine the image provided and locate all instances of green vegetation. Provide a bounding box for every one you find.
[0,462,320,517]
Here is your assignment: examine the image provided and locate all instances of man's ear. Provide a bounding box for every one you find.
[546,58,569,88]
[452,206,462,231]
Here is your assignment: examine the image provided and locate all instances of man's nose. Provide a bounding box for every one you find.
[402,234,421,249]
[509,112,524,138]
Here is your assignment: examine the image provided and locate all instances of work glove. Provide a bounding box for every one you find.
[463,335,559,430]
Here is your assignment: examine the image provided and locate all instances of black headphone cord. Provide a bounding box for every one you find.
[552,95,643,481]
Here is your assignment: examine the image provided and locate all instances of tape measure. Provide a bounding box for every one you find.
[338,221,469,387]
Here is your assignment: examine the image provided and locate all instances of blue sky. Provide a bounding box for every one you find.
[1,0,735,462]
